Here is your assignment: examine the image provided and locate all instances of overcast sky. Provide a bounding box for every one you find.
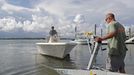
[0,0,134,38]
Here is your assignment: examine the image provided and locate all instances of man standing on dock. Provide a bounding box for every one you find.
[95,13,127,73]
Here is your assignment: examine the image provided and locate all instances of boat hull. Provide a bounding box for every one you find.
[56,69,131,75]
[36,42,77,58]
[72,39,89,45]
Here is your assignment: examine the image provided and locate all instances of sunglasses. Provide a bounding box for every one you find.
[105,17,110,21]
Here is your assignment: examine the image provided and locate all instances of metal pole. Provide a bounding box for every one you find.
[87,42,101,70]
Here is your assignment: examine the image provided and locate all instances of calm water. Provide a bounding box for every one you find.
[0,40,134,75]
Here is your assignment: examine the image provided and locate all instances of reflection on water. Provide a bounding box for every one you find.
[0,40,134,75]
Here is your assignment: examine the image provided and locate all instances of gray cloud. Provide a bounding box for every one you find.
[0,0,134,38]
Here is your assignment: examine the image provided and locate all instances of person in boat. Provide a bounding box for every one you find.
[48,26,59,43]
[95,13,127,73]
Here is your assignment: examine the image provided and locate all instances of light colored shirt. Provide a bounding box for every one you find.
[107,21,127,56]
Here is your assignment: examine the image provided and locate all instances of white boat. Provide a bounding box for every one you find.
[56,69,131,75]
[41,64,131,75]
[72,32,92,45]
[126,37,134,43]
[36,42,77,59]
[73,38,89,45]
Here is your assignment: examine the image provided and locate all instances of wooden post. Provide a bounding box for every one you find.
[75,26,77,38]
[101,28,103,37]
[94,24,97,35]
[129,28,131,38]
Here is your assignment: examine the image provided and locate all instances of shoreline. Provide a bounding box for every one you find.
[0,38,74,40]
